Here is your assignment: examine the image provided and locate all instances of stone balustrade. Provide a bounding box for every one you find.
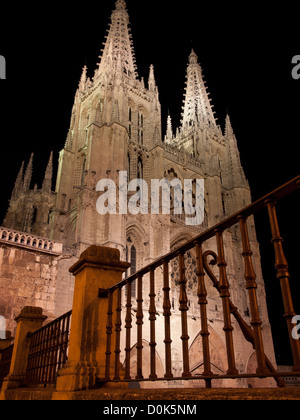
[0,227,62,255]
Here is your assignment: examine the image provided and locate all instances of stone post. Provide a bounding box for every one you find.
[52,245,129,399]
[0,306,47,399]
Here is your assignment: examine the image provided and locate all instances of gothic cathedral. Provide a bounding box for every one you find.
[2,0,276,386]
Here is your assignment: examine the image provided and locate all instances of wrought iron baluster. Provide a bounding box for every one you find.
[203,249,285,388]
[39,327,47,384]
[163,260,173,379]
[59,313,68,367]
[36,328,44,384]
[62,313,70,366]
[105,290,114,380]
[238,215,268,375]
[215,229,238,375]
[149,268,158,379]
[28,331,36,385]
[114,286,122,380]
[26,332,36,384]
[34,331,40,384]
[178,251,191,378]
[266,198,300,371]
[124,280,132,380]
[63,312,71,365]
[51,320,60,382]
[136,275,144,380]
[25,310,72,386]
[46,323,54,383]
[195,241,214,386]
[47,323,53,383]
[57,317,65,371]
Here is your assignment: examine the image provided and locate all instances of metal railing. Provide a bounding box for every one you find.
[101,176,300,387]
[25,310,72,386]
[0,344,14,386]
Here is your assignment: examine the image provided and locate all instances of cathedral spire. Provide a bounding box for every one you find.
[225,114,235,137]
[23,153,34,191]
[148,64,156,92]
[165,113,174,144]
[79,65,87,92]
[181,49,217,131]
[12,161,24,199]
[42,151,53,192]
[95,0,138,80]
[224,114,248,187]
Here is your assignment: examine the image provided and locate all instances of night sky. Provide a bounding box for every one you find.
[0,0,299,365]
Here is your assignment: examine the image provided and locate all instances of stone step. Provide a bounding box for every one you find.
[3,387,300,400]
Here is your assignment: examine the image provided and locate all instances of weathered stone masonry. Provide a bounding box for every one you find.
[0,228,75,334]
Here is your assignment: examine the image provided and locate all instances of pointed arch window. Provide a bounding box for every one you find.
[125,237,137,298]
[137,156,143,180]
[138,111,144,145]
[130,245,136,275]
[130,245,137,297]
[128,107,132,140]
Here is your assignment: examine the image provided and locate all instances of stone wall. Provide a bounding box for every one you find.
[0,229,64,335]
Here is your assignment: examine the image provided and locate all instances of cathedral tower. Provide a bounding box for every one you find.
[3,151,55,237]
[1,0,276,385]
[50,0,161,257]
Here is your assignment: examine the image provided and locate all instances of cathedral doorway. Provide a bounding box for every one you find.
[188,328,227,388]
[125,340,165,389]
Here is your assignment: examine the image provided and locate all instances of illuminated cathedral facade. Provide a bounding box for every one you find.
[1,0,277,387]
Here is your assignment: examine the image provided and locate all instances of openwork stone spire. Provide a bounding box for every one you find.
[165,114,174,144]
[225,114,235,138]
[115,0,126,9]
[225,114,248,187]
[148,64,156,92]
[12,161,24,199]
[42,151,53,192]
[181,50,217,131]
[79,65,88,93]
[96,0,138,80]
[23,153,34,191]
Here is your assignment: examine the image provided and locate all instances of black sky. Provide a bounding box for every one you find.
[0,0,299,365]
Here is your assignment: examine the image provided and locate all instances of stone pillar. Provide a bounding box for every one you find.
[0,307,47,399]
[52,245,129,399]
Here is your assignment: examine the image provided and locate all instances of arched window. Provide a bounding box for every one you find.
[125,237,137,297]
[137,157,143,180]
[130,245,137,297]
[130,245,136,275]
[138,111,144,145]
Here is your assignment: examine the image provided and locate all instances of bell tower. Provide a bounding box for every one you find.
[50,0,161,256]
